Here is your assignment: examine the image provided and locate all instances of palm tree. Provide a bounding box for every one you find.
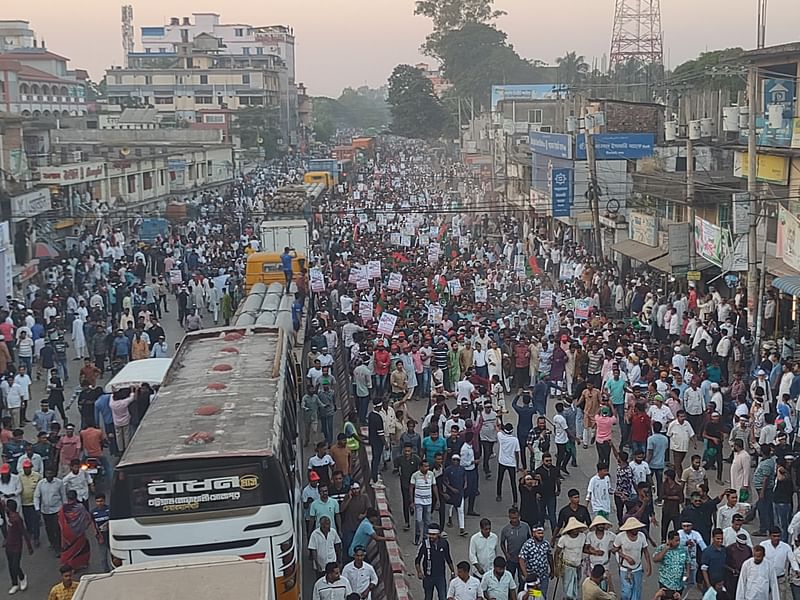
[556,52,590,86]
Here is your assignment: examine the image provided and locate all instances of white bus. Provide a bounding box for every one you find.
[109,326,302,600]
[73,556,275,600]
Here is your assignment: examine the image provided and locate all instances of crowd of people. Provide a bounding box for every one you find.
[0,157,320,597]
[299,137,800,600]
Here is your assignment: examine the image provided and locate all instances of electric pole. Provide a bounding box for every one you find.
[585,112,603,257]
[746,65,759,328]
[687,135,696,270]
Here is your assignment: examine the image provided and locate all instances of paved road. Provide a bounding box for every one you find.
[383,394,739,600]
[12,297,188,598]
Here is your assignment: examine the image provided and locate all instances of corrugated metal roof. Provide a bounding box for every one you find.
[119,108,159,124]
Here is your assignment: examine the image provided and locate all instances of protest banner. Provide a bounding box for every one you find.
[575,298,592,320]
[447,279,462,296]
[428,304,443,324]
[387,273,403,291]
[539,290,554,310]
[359,300,374,321]
[475,286,488,303]
[309,268,325,292]
[377,312,398,336]
[368,260,381,279]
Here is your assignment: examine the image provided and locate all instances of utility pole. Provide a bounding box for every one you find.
[687,135,696,269]
[585,112,603,257]
[746,65,759,328]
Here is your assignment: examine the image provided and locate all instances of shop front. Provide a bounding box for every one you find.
[36,161,106,215]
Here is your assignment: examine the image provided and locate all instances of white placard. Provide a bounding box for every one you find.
[356,276,369,290]
[359,300,374,321]
[400,235,412,247]
[390,232,401,246]
[377,312,398,336]
[540,289,554,309]
[368,260,381,279]
[475,286,487,303]
[447,279,462,296]
[418,233,430,246]
[358,213,368,224]
[309,267,325,292]
[367,222,377,233]
[353,191,361,200]
[387,273,403,291]
[428,304,443,323]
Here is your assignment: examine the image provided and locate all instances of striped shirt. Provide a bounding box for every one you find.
[587,351,604,375]
[410,470,435,505]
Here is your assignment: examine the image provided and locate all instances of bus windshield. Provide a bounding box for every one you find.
[112,457,289,519]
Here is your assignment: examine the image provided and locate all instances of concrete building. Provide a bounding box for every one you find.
[128,13,298,144]
[0,47,89,117]
[0,20,35,52]
[415,62,452,98]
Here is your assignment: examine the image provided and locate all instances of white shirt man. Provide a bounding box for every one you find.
[667,418,695,453]
[468,527,499,576]
[759,537,799,578]
[446,570,481,600]
[307,522,341,573]
[341,556,378,600]
[736,552,780,600]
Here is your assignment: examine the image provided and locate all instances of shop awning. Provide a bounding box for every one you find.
[648,255,715,274]
[765,257,800,278]
[771,276,800,297]
[610,239,667,263]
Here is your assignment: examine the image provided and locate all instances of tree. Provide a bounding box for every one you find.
[415,0,505,57]
[387,64,449,139]
[556,52,589,86]
[435,23,548,111]
[670,48,745,93]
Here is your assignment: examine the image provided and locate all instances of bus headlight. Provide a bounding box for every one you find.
[110,555,123,568]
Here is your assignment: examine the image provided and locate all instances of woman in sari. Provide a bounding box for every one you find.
[58,490,92,570]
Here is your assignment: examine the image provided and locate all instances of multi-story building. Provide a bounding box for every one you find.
[0,46,89,118]
[0,20,35,52]
[106,32,282,127]
[415,62,452,98]
[122,13,298,144]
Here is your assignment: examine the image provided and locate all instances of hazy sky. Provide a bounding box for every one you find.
[10,0,800,96]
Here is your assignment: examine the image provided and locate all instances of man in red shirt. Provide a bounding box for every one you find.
[55,424,81,477]
[629,402,652,455]
[5,499,33,593]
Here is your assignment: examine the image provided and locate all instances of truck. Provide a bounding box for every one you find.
[72,557,275,600]
[308,158,339,183]
[259,185,310,257]
[138,218,170,244]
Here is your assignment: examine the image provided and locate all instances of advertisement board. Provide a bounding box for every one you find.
[733,151,789,185]
[529,132,573,160]
[38,161,105,185]
[490,84,562,112]
[694,217,747,271]
[779,206,800,273]
[628,211,659,247]
[551,168,573,218]
[668,223,691,267]
[11,189,52,221]
[575,133,655,160]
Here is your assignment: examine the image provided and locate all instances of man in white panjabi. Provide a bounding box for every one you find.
[735,545,779,600]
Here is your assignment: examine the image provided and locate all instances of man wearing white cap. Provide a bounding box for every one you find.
[612,518,651,600]
[556,517,588,600]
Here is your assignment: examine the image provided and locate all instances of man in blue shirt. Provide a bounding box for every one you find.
[91,493,111,572]
[93,393,117,456]
[348,508,387,558]
[280,247,294,292]
[111,330,130,364]
[511,392,537,470]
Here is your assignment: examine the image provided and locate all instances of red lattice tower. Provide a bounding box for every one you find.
[609,0,664,69]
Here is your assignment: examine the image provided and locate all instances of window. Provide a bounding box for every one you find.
[242,74,250,85]
[242,47,250,55]
[154,96,173,104]
[235,28,244,37]
[199,74,208,85]
[256,47,263,55]
[196,96,213,104]
[204,114,226,123]
[718,204,732,231]
[144,75,152,85]
[159,47,166,53]
[180,29,189,43]
[110,177,120,197]
[527,109,543,124]
[539,126,552,133]
[159,170,165,186]
[142,171,153,191]
[126,174,136,194]
[145,48,151,54]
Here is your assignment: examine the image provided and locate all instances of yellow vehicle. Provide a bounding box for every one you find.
[303,171,333,188]
[245,252,306,292]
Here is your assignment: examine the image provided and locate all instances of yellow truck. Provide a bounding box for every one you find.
[303,171,333,188]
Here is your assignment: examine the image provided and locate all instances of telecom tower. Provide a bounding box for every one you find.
[121,5,134,68]
[609,0,663,68]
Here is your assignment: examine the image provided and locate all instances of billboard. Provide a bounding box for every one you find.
[529,131,572,159]
[694,216,747,271]
[490,84,563,112]
[576,133,655,160]
[551,168,573,218]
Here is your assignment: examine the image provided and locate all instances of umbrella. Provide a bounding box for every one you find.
[34,242,59,259]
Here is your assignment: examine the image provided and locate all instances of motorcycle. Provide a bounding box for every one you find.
[81,457,104,484]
